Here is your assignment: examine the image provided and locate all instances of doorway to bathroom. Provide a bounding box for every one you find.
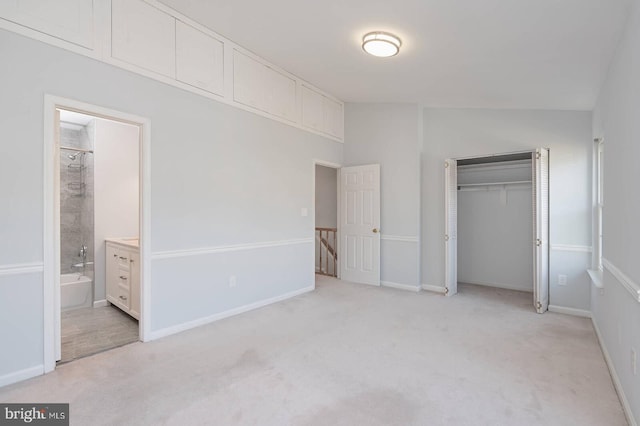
[57,109,140,363]
[43,96,151,372]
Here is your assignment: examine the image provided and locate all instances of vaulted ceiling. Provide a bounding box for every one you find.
[159,0,631,110]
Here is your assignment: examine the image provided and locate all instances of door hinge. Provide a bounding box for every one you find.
[444,287,449,295]
[445,235,449,241]
[445,161,449,168]
[536,152,541,160]
[535,239,542,247]
[536,301,542,310]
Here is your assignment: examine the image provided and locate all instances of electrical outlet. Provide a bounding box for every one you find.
[558,275,567,286]
[229,275,237,287]
[632,348,637,375]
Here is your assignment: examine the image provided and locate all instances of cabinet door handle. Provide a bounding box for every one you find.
[119,295,127,301]
[119,276,127,280]
[113,254,118,258]
[119,256,127,260]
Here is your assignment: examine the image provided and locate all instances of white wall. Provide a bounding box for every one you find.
[422,109,593,310]
[94,119,140,302]
[314,165,336,229]
[0,29,342,385]
[592,0,640,421]
[344,103,421,288]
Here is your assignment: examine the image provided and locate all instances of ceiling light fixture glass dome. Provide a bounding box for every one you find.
[362,31,402,57]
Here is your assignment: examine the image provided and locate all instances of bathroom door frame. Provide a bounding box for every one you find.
[43,95,152,373]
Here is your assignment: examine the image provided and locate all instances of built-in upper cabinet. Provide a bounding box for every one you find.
[111,0,176,78]
[0,0,93,49]
[233,50,297,122]
[323,97,344,140]
[176,20,224,96]
[302,85,324,131]
[0,0,344,142]
[302,85,344,139]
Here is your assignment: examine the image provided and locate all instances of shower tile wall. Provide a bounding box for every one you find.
[60,121,94,278]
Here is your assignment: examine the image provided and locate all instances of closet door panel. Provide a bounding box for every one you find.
[176,20,224,95]
[0,0,93,48]
[111,0,176,78]
[444,159,458,296]
[532,148,549,313]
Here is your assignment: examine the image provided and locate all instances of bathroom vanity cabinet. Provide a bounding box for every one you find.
[106,239,140,320]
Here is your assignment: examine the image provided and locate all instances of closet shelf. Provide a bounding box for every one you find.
[458,180,531,188]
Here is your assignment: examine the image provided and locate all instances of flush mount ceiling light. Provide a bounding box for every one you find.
[362,31,402,57]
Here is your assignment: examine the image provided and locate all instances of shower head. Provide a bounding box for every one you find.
[67,152,86,161]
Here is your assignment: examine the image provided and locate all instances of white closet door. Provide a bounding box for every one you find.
[532,148,549,313]
[445,159,458,296]
[340,164,380,286]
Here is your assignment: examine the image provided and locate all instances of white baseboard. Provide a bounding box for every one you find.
[548,305,591,318]
[93,299,108,308]
[421,284,446,294]
[381,281,420,292]
[149,285,315,341]
[459,280,532,292]
[592,318,638,426]
[0,365,43,388]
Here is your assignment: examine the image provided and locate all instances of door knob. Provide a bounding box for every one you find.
[372,228,379,233]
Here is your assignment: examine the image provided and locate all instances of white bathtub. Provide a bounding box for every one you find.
[61,273,93,311]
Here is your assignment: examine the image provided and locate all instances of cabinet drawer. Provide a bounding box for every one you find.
[116,252,130,269]
[117,269,130,289]
[116,284,130,309]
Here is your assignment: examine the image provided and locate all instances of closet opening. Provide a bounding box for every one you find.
[444,149,549,313]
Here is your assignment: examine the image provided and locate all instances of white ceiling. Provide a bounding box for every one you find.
[159,0,631,110]
[58,109,93,126]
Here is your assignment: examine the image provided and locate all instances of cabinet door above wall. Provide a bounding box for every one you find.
[111,0,176,78]
[233,50,297,122]
[302,85,344,139]
[176,20,224,96]
[0,0,93,48]
[323,97,344,140]
[302,85,324,132]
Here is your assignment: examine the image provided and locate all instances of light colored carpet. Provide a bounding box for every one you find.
[0,277,626,425]
[61,305,139,363]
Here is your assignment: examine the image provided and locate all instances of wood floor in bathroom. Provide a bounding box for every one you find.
[60,305,139,363]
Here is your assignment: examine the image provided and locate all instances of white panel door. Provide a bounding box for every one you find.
[111,0,176,78]
[532,148,550,313]
[301,85,324,132]
[340,164,380,286]
[444,159,458,296]
[0,0,93,48]
[176,21,224,95]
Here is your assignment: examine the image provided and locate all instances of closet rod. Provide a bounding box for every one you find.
[60,145,94,154]
[457,180,531,188]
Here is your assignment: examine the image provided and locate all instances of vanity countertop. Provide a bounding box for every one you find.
[105,237,139,249]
